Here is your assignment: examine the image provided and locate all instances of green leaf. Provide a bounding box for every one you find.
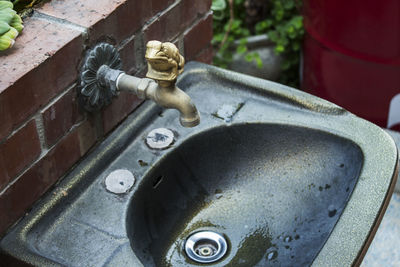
[211,0,226,11]
[230,19,242,31]
[275,44,285,54]
[213,10,225,21]
[234,0,245,5]
[283,1,295,10]
[244,53,253,62]
[268,31,278,42]
[212,33,224,42]
[254,53,263,68]
[241,28,250,37]
[292,16,303,29]
[278,37,289,46]
[239,37,248,45]
[255,19,272,34]
[275,9,284,21]
[236,44,247,54]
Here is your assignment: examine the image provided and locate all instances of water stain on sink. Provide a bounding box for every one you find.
[284,235,292,243]
[225,228,272,267]
[267,250,278,261]
[328,205,337,217]
[138,159,148,167]
[318,184,332,191]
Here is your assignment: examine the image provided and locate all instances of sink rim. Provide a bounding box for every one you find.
[125,120,398,267]
[0,62,398,267]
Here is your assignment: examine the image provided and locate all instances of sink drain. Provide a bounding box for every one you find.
[185,231,228,264]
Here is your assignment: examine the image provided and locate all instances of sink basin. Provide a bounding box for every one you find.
[1,62,397,267]
[128,123,363,266]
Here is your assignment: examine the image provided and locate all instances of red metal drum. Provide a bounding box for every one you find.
[301,0,400,130]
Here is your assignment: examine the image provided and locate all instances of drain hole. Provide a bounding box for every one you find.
[185,231,228,263]
[194,240,218,257]
[153,176,163,188]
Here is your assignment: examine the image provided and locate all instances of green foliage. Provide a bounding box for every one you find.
[255,0,304,87]
[211,0,304,87]
[5,0,39,13]
[0,0,23,51]
[211,0,227,20]
[212,0,249,68]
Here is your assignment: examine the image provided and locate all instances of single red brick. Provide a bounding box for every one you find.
[0,128,81,235]
[143,2,183,43]
[0,17,84,132]
[0,120,41,191]
[0,153,8,192]
[0,196,12,236]
[151,0,175,15]
[135,67,148,79]
[182,0,212,28]
[42,88,83,147]
[77,119,98,155]
[37,0,151,45]
[118,37,137,73]
[0,95,12,141]
[184,13,213,61]
[51,131,82,178]
[194,45,214,64]
[102,91,143,134]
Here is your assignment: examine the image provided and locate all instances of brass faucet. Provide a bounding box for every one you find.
[117,41,200,127]
[79,41,200,127]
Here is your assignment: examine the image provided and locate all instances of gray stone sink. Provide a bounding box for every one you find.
[129,123,363,266]
[0,62,398,267]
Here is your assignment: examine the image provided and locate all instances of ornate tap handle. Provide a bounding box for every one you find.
[78,43,123,112]
[145,41,185,83]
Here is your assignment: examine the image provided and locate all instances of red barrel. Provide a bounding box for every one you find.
[302,0,400,129]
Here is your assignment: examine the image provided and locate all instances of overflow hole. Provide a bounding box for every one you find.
[153,176,164,188]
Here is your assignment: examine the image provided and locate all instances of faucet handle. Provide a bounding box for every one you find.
[145,40,185,82]
[78,43,123,112]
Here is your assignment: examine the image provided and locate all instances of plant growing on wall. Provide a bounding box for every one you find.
[0,0,23,51]
[212,0,304,87]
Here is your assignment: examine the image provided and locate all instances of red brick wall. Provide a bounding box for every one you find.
[0,0,212,236]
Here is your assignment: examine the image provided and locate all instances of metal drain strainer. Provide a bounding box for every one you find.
[185,231,228,263]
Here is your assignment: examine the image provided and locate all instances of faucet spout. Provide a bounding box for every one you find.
[148,82,200,127]
[159,86,200,127]
[116,73,200,127]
